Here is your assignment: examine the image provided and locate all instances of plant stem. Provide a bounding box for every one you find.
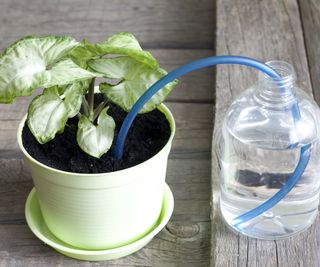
[81,96,90,117]
[93,98,108,121]
[88,78,96,121]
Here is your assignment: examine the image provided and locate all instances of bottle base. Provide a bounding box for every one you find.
[219,202,318,240]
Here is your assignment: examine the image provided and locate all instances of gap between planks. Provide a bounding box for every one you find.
[211,0,318,266]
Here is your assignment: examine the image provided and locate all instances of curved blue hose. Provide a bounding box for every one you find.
[233,143,311,227]
[113,55,311,227]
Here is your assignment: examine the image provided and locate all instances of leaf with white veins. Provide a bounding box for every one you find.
[27,80,89,144]
[89,56,179,113]
[0,36,98,103]
[71,32,158,68]
[77,107,115,158]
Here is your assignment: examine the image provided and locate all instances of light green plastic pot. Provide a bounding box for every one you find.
[17,104,175,250]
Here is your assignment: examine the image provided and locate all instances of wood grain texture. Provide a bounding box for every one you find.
[0,157,211,266]
[0,0,214,49]
[0,48,214,154]
[153,49,215,102]
[0,101,213,158]
[299,0,320,103]
[0,157,211,184]
[212,0,317,266]
[0,0,214,265]
[0,158,211,224]
[0,49,214,105]
[0,222,210,267]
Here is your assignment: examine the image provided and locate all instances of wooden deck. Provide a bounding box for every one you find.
[0,0,319,266]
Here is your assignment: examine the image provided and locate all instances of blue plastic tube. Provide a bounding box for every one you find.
[233,143,311,227]
[113,55,311,227]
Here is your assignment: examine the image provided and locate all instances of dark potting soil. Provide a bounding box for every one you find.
[22,94,171,173]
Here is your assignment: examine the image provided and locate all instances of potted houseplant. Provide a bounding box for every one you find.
[0,32,178,260]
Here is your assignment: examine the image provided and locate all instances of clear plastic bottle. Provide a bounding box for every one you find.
[215,61,320,240]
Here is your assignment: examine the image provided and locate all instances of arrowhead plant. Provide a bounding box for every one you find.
[0,33,178,158]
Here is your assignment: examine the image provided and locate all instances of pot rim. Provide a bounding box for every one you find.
[17,103,175,177]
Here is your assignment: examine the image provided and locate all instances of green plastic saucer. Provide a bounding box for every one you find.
[25,183,174,261]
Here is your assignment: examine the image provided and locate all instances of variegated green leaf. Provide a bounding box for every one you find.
[89,57,178,113]
[27,81,89,144]
[71,32,158,68]
[0,36,98,103]
[42,59,98,87]
[77,107,115,158]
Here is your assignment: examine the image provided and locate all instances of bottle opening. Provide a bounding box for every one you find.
[255,60,296,108]
[260,61,296,91]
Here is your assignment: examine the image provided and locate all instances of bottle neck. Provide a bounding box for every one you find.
[254,61,296,109]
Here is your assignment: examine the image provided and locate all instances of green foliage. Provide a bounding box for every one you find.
[0,33,178,158]
[0,36,98,103]
[90,57,178,113]
[77,107,116,158]
[70,32,159,68]
[27,80,90,144]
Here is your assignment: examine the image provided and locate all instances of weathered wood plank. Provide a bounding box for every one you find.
[166,102,213,155]
[0,158,212,226]
[0,157,210,265]
[299,0,320,103]
[0,47,213,265]
[212,0,316,266]
[0,157,211,183]
[0,101,213,157]
[0,0,214,50]
[153,49,215,102]
[0,0,214,265]
[276,218,319,266]
[0,158,211,223]
[0,49,214,109]
[0,48,214,154]
[0,222,210,267]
